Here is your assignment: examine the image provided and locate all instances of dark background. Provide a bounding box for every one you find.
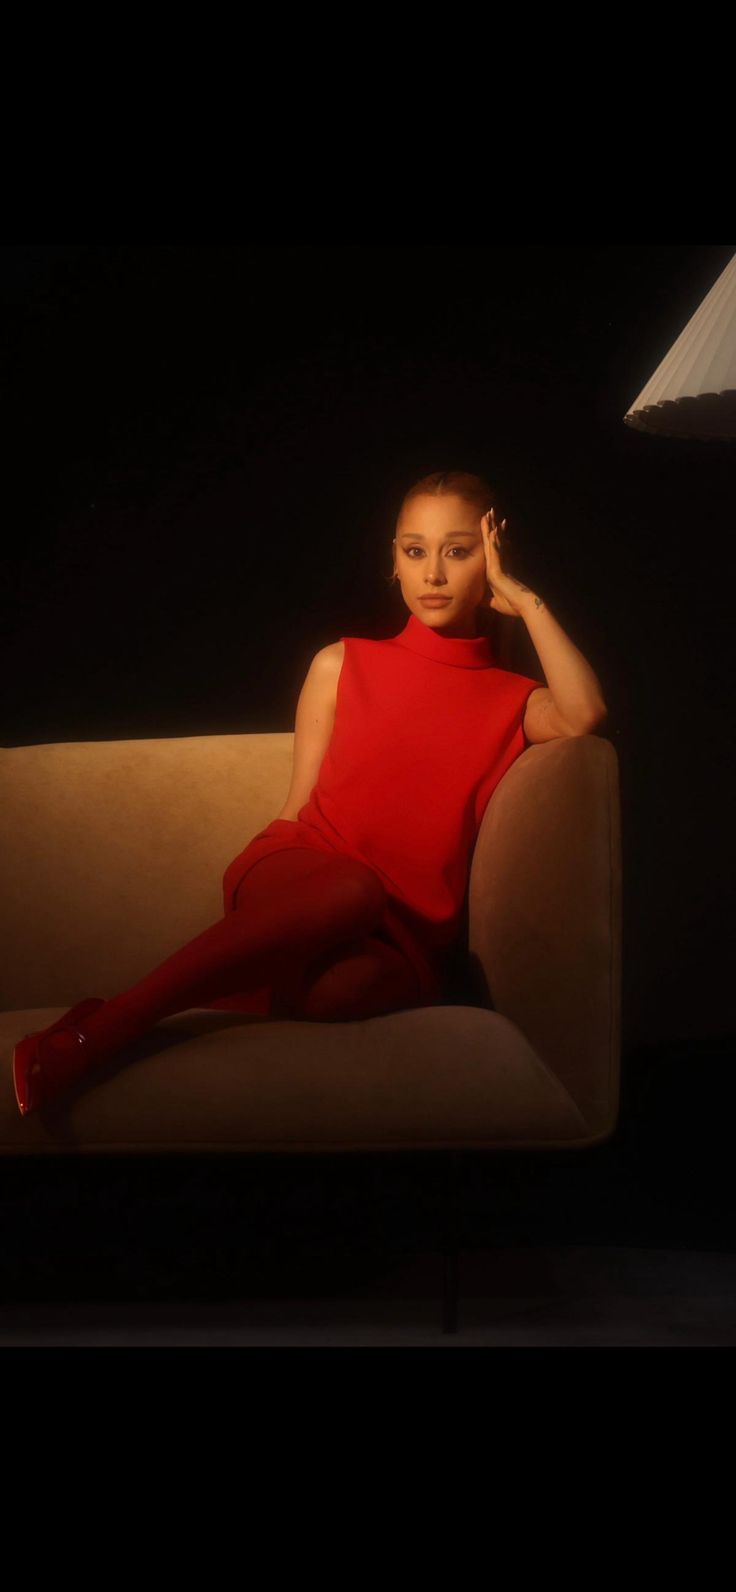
[2,243,734,1059]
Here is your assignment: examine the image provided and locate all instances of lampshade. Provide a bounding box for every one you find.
[623,250,736,439]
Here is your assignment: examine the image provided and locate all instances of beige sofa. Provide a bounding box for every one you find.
[0,731,621,1160]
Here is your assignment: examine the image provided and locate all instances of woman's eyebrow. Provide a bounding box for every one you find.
[399,529,479,540]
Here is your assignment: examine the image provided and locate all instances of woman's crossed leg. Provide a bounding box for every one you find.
[233,849,421,1021]
[50,848,415,1066]
[15,848,423,1115]
[279,932,421,1021]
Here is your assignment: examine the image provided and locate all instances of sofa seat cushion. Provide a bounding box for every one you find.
[1,1005,590,1153]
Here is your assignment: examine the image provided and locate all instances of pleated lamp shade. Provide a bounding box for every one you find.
[623,250,736,439]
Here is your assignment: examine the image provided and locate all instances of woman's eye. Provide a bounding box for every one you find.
[405,547,469,558]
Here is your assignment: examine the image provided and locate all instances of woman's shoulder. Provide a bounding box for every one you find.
[316,639,346,673]
[317,631,397,676]
[331,631,398,655]
[320,634,385,664]
[308,641,345,707]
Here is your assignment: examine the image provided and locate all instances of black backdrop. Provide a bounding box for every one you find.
[2,243,733,1053]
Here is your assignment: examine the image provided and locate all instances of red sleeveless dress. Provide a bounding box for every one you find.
[212,612,544,1013]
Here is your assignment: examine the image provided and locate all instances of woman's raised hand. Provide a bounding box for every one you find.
[480,507,531,618]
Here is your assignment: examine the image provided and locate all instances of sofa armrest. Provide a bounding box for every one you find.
[467,735,622,1133]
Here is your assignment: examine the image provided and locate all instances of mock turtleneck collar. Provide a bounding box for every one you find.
[394,611,495,669]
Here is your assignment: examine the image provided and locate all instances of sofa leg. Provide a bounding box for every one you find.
[441,1151,461,1334]
[442,1242,459,1334]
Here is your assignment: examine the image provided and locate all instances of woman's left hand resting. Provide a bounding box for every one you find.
[481,507,534,617]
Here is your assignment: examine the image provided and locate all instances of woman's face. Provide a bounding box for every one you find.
[392,493,490,637]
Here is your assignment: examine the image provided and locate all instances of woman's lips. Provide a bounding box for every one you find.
[419,596,452,604]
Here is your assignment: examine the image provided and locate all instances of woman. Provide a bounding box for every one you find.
[13,469,608,1115]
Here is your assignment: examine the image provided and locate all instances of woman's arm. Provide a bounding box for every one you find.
[482,509,607,733]
[516,594,607,734]
[274,642,344,821]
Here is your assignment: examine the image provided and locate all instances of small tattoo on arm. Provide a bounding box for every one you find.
[509,574,546,613]
[516,579,544,608]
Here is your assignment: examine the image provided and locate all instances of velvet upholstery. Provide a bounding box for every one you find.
[0,732,621,1155]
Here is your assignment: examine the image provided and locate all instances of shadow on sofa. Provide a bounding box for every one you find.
[0,731,621,1160]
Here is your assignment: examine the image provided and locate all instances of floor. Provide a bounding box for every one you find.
[2,1038,734,1346]
[1,1244,736,1344]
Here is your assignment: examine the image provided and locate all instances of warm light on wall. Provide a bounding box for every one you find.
[624,251,736,439]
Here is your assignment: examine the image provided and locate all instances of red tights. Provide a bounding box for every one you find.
[44,850,422,1069]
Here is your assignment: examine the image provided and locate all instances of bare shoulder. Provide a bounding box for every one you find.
[312,640,345,693]
[316,639,345,670]
[296,641,344,722]
[277,642,345,822]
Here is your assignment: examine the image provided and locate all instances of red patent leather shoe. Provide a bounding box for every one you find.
[13,998,106,1116]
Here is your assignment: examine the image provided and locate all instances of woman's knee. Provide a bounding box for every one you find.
[232,850,387,940]
[296,934,420,1022]
[334,859,387,925]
